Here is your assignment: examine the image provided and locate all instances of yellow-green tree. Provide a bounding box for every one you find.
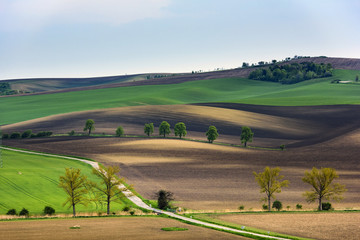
[91,165,129,215]
[302,167,346,210]
[253,167,289,211]
[59,168,89,217]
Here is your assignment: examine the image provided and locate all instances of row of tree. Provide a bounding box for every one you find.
[254,167,347,211]
[249,62,333,84]
[84,119,255,147]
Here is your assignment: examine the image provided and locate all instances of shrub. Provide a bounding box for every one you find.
[122,206,130,212]
[321,202,332,211]
[280,144,285,150]
[262,204,268,210]
[296,203,302,210]
[6,209,17,215]
[30,133,36,138]
[238,205,245,211]
[2,133,9,139]
[43,206,55,215]
[272,200,282,211]
[19,208,29,217]
[10,132,21,139]
[36,131,53,137]
[21,129,32,138]
[68,130,75,136]
[129,210,135,215]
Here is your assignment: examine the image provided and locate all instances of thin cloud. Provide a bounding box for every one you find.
[0,0,171,31]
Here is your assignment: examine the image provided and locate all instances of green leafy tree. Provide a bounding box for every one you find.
[144,123,154,137]
[83,119,95,135]
[91,165,129,215]
[59,168,89,217]
[115,126,124,137]
[174,122,187,139]
[206,125,218,143]
[240,126,254,147]
[156,190,174,210]
[21,129,32,138]
[253,167,289,211]
[159,121,171,137]
[302,167,347,211]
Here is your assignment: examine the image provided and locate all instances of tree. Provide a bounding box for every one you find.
[240,126,254,147]
[115,126,124,137]
[302,167,346,210]
[91,165,128,215]
[206,125,218,143]
[21,129,32,138]
[144,123,154,136]
[253,167,289,211]
[174,122,187,139]
[83,119,95,135]
[43,206,55,215]
[59,168,89,217]
[156,190,174,210]
[159,121,171,137]
[356,75,359,82]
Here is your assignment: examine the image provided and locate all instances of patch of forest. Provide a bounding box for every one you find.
[249,62,333,84]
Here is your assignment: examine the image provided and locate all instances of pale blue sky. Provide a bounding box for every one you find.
[1,0,359,80]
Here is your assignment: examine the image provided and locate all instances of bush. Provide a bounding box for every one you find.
[238,205,245,211]
[6,209,17,215]
[21,129,32,138]
[322,202,332,211]
[43,206,55,215]
[30,133,36,138]
[262,204,268,210]
[296,203,302,210]
[10,132,21,139]
[122,206,130,212]
[280,144,285,150]
[129,210,135,215]
[272,200,282,211]
[36,131,53,137]
[2,133,9,139]
[19,208,29,217]
[68,130,75,136]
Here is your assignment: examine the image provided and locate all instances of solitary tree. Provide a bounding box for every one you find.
[174,122,187,139]
[144,123,154,136]
[240,126,254,147]
[115,126,124,137]
[356,75,359,82]
[156,190,174,210]
[59,168,89,217]
[302,167,347,211]
[206,125,218,143]
[159,121,171,137]
[91,165,129,215]
[83,119,95,135]
[253,167,289,211]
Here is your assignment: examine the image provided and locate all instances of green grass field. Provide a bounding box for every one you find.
[1,69,359,125]
[0,148,129,215]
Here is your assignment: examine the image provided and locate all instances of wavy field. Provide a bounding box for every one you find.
[1,69,360,125]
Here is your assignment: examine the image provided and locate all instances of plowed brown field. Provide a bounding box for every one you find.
[0,217,248,240]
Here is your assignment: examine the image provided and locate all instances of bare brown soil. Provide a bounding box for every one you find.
[3,57,360,96]
[0,217,248,240]
[3,104,360,148]
[212,212,360,240]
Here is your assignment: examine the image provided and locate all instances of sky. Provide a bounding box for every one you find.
[1,0,359,80]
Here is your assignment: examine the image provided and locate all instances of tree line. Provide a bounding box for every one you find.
[249,62,333,84]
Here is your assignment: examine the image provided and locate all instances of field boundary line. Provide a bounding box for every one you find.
[0,146,291,240]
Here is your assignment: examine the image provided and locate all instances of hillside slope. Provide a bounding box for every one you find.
[3,57,360,96]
